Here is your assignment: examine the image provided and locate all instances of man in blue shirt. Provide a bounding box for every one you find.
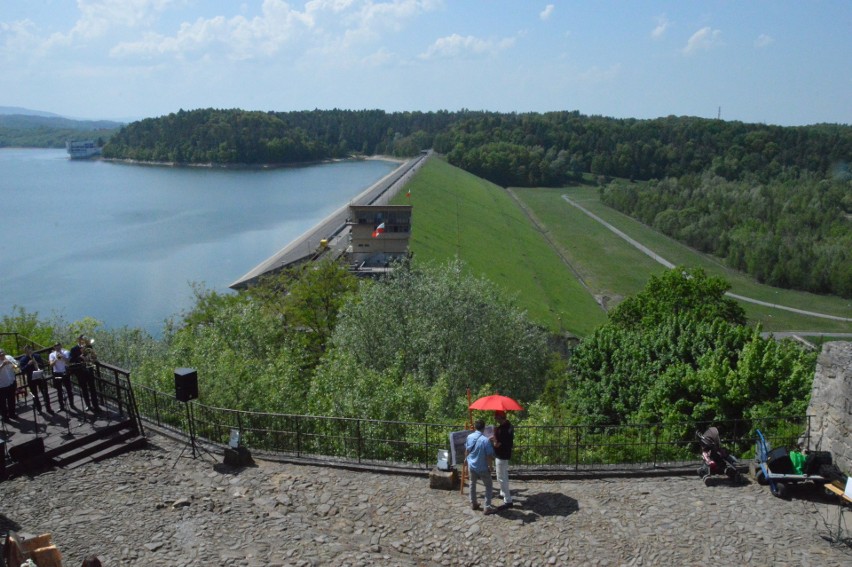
[465,419,496,514]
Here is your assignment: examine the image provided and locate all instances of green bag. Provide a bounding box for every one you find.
[789,451,806,475]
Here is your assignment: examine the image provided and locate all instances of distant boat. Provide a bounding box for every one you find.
[66,140,102,159]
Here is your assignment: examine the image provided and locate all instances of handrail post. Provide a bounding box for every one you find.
[424,423,429,469]
[237,411,243,446]
[114,368,125,416]
[357,419,362,464]
[296,416,301,457]
[806,415,811,449]
[652,425,659,468]
[574,426,580,471]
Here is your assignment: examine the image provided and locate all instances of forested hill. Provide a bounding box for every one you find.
[0,113,122,148]
[102,108,454,165]
[104,108,851,184]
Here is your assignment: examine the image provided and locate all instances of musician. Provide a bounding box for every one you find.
[19,345,53,414]
[70,335,101,413]
[49,342,75,411]
[0,348,19,422]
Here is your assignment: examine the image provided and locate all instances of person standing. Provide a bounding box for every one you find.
[0,349,19,421]
[19,345,53,414]
[465,419,497,515]
[70,335,100,413]
[493,410,515,507]
[49,342,75,410]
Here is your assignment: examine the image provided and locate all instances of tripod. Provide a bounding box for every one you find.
[173,401,215,466]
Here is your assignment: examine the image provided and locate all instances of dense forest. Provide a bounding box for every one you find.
[103,108,852,298]
[102,108,454,164]
[103,108,851,186]
[601,174,852,298]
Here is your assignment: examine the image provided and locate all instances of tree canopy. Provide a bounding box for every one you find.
[601,174,852,298]
[310,260,553,420]
[562,266,816,427]
[102,108,851,188]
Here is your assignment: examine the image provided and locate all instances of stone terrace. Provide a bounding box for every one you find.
[1,430,851,566]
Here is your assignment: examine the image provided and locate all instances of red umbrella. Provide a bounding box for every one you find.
[468,394,523,412]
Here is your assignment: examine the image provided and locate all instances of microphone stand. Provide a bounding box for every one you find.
[56,375,77,439]
[30,394,40,435]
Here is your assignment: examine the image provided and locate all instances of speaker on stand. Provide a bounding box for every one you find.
[174,368,198,403]
[172,368,212,465]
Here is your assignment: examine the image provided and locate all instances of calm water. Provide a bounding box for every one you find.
[0,149,398,334]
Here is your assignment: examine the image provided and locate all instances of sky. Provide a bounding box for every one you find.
[1,1,850,126]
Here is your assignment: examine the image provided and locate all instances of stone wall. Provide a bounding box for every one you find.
[803,341,852,475]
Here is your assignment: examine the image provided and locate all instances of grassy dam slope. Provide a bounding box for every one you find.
[393,157,851,337]
[391,158,606,336]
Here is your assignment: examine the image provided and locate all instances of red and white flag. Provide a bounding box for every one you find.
[372,222,386,238]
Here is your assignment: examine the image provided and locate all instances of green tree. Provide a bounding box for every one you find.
[132,284,310,413]
[0,306,55,353]
[565,267,813,427]
[608,266,746,330]
[249,259,359,358]
[314,260,552,419]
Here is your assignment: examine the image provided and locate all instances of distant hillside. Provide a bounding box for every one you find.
[0,110,123,148]
[0,106,62,118]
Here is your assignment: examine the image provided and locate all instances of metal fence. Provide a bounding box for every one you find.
[132,382,811,474]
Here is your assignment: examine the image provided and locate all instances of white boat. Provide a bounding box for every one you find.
[66,140,102,159]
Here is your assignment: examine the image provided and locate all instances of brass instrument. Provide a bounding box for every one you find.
[82,338,98,366]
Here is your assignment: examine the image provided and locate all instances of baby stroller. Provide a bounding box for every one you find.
[696,427,742,485]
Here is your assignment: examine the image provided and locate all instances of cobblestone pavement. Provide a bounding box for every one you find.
[2,431,851,566]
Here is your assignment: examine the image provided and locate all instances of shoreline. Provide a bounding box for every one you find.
[102,153,407,169]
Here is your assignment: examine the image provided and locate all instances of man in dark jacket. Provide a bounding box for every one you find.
[69,335,101,413]
[19,345,53,414]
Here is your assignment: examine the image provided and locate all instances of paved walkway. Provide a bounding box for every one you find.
[2,430,851,566]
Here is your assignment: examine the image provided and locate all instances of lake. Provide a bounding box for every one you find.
[0,149,399,334]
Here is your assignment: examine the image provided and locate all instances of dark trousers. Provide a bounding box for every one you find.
[72,365,100,410]
[53,372,74,408]
[0,383,16,420]
[27,375,52,412]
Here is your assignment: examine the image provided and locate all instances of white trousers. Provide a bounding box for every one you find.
[495,458,511,503]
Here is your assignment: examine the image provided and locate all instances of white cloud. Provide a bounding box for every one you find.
[540,4,555,21]
[0,19,41,55]
[419,33,515,59]
[682,26,722,55]
[0,0,180,57]
[754,33,773,48]
[110,0,440,61]
[651,15,670,40]
[72,0,176,38]
[111,1,315,60]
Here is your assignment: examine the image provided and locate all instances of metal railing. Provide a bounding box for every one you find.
[132,382,810,474]
[91,361,145,436]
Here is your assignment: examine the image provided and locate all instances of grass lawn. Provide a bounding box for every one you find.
[514,185,852,334]
[392,158,606,336]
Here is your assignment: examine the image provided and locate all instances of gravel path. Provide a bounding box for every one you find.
[2,431,851,566]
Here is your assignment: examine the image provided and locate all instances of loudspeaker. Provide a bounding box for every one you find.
[804,451,832,475]
[9,438,45,463]
[174,367,198,402]
[766,447,794,474]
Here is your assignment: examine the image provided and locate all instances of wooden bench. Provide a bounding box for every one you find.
[825,481,852,505]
